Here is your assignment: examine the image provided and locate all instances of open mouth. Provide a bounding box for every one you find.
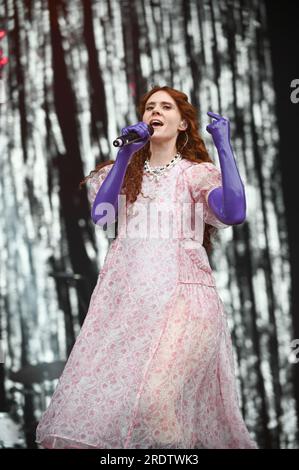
[150,119,164,128]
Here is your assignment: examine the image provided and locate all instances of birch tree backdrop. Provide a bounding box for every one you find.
[0,0,297,448]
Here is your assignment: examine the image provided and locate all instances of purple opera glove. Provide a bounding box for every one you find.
[91,122,151,225]
[206,112,246,225]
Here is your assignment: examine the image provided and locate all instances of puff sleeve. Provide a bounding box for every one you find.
[185,162,230,229]
[86,163,114,207]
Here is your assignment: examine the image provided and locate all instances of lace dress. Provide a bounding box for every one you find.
[35,158,258,449]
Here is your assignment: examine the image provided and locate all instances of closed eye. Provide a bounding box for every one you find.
[146,105,171,110]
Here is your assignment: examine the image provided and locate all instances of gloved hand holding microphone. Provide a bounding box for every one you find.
[91,122,153,225]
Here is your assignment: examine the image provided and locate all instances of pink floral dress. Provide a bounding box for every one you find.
[36,158,258,449]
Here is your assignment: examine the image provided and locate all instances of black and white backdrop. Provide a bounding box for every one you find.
[0,0,298,449]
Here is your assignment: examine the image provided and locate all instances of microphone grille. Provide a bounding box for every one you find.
[148,124,154,135]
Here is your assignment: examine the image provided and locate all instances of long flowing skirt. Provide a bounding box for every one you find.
[35,269,257,449]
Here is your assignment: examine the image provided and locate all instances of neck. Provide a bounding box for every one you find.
[148,139,178,167]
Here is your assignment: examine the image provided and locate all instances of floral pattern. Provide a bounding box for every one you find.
[35,158,257,449]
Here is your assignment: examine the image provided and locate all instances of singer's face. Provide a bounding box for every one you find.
[143,91,184,140]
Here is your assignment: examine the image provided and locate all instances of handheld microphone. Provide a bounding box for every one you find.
[113,124,154,147]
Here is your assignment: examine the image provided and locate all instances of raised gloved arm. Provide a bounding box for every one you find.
[91,122,151,225]
[206,112,246,225]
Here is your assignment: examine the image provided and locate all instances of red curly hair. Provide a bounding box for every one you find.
[80,85,219,252]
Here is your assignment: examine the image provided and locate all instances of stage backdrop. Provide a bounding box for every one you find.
[0,0,297,448]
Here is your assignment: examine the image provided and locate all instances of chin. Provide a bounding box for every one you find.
[150,134,165,140]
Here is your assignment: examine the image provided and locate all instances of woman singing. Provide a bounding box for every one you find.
[36,85,258,449]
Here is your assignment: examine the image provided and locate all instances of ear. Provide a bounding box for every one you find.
[179,120,188,131]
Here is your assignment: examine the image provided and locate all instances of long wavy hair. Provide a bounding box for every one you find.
[80,85,218,252]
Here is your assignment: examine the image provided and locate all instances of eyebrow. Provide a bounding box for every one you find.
[145,101,174,106]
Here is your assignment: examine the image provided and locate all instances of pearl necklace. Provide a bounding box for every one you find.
[143,152,182,181]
